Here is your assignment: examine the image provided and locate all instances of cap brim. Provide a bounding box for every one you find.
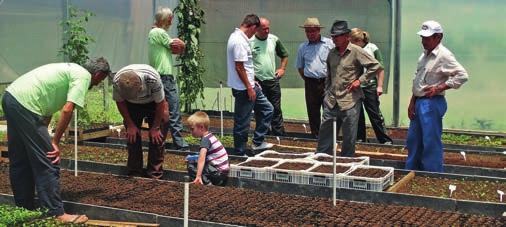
[330,29,351,37]
[417,30,434,37]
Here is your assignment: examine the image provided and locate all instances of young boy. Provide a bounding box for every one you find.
[186,111,230,186]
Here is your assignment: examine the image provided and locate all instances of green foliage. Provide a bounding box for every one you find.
[58,5,95,128]
[0,204,42,226]
[59,6,95,65]
[174,0,206,112]
[441,133,505,147]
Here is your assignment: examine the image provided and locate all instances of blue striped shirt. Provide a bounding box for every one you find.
[295,36,335,79]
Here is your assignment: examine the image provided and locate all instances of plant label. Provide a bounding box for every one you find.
[276,136,280,145]
[485,136,491,142]
[502,151,506,155]
[449,184,456,197]
[460,151,466,161]
[302,124,308,133]
[116,128,121,137]
[498,190,504,202]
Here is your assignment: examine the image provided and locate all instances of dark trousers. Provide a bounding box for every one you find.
[304,77,325,137]
[258,79,285,136]
[357,85,393,144]
[187,162,228,186]
[160,75,188,149]
[316,101,361,157]
[125,102,168,179]
[2,92,64,216]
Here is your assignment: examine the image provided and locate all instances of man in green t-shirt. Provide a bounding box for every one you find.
[250,17,289,136]
[1,57,110,224]
[148,7,188,150]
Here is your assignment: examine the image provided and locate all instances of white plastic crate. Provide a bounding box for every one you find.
[270,160,317,184]
[341,165,394,191]
[308,153,370,165]
[255,150,312,160]
[301,163,354,187]
[229,157,280,181]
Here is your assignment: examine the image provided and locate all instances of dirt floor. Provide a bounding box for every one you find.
[0,160,503,226]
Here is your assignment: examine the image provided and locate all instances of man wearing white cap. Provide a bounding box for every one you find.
[406,20,468,172]
[112,64,169,178]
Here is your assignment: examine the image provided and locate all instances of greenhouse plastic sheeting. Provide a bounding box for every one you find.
[0,0,179,84]
[199,0,392,88]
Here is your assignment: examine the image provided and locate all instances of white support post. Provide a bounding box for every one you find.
[219,81,223,137]
[74,110,78,176]
[332,118,337,206]
[184,182,189,227]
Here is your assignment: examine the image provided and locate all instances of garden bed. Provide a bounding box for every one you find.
[0,160,503,226]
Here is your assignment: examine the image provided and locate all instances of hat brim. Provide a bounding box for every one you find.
[330,29,351,37]
[299,25,325,28]
[417,30,435,37]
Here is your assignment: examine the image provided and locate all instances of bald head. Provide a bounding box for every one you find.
[256,17,270,39]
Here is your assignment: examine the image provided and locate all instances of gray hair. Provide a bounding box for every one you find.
[82,57,110,76]
[155,7,173,23]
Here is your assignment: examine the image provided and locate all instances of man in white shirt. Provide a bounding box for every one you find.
[406,20,468,172]
[227,14,274,156]
[112,64,169,178]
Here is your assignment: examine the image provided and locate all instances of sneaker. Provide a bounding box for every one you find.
[252,142,274,151]
[383,141,393,145]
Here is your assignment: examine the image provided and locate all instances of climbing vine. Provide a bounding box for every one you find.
[174,0,206,112]
[59,5,95,127]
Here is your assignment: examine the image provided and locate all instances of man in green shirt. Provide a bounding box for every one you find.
[250,17,289,136]
[2,57,110,224]
[148,7,188,150]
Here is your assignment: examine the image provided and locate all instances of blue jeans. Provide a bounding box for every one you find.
[316,101,361,157]
[232,86,273,155]
[406,96,447,172]
[161,75,188,148]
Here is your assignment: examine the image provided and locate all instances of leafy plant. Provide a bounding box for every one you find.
[174,0,206,112]
[0,204,42,226]
[58,5,95,128]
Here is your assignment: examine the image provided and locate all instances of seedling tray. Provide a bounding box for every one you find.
[341,165,394,191]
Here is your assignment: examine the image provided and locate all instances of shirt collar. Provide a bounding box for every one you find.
[235,28,249,42]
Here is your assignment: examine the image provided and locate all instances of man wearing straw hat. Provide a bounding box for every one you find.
[111,64,169,179]
[296,17,335,139]
[316,20,381,157]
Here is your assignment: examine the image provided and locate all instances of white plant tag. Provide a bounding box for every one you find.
[485,136,491,142]
[498,190,504,202]
[502,151,506,155]
[116,128,121,137]
[449,184,456,197]
[460,151,466,161]
[302,124,308,133]
[276,136,281,145]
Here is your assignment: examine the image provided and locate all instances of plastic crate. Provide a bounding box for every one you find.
[308,153,370,165]
[270,160,317,184]
[341,165,394,191]
[229,158,280,181]
[301,163,354,187]
[255,150,312,160]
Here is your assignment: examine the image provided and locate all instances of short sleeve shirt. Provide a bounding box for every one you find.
[250,34,289,81]
[227,28,255,90]
[295,36,335,79]
[112,64,165,104]
[6,63,90,116]
[148,27,174,75]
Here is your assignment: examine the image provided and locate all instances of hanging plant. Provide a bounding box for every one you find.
[174,0,206,112]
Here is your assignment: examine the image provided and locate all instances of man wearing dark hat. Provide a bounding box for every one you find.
[316,20,382,157]
[406,20,468,172]
[112,64,169,178]
[296,17,335,138]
